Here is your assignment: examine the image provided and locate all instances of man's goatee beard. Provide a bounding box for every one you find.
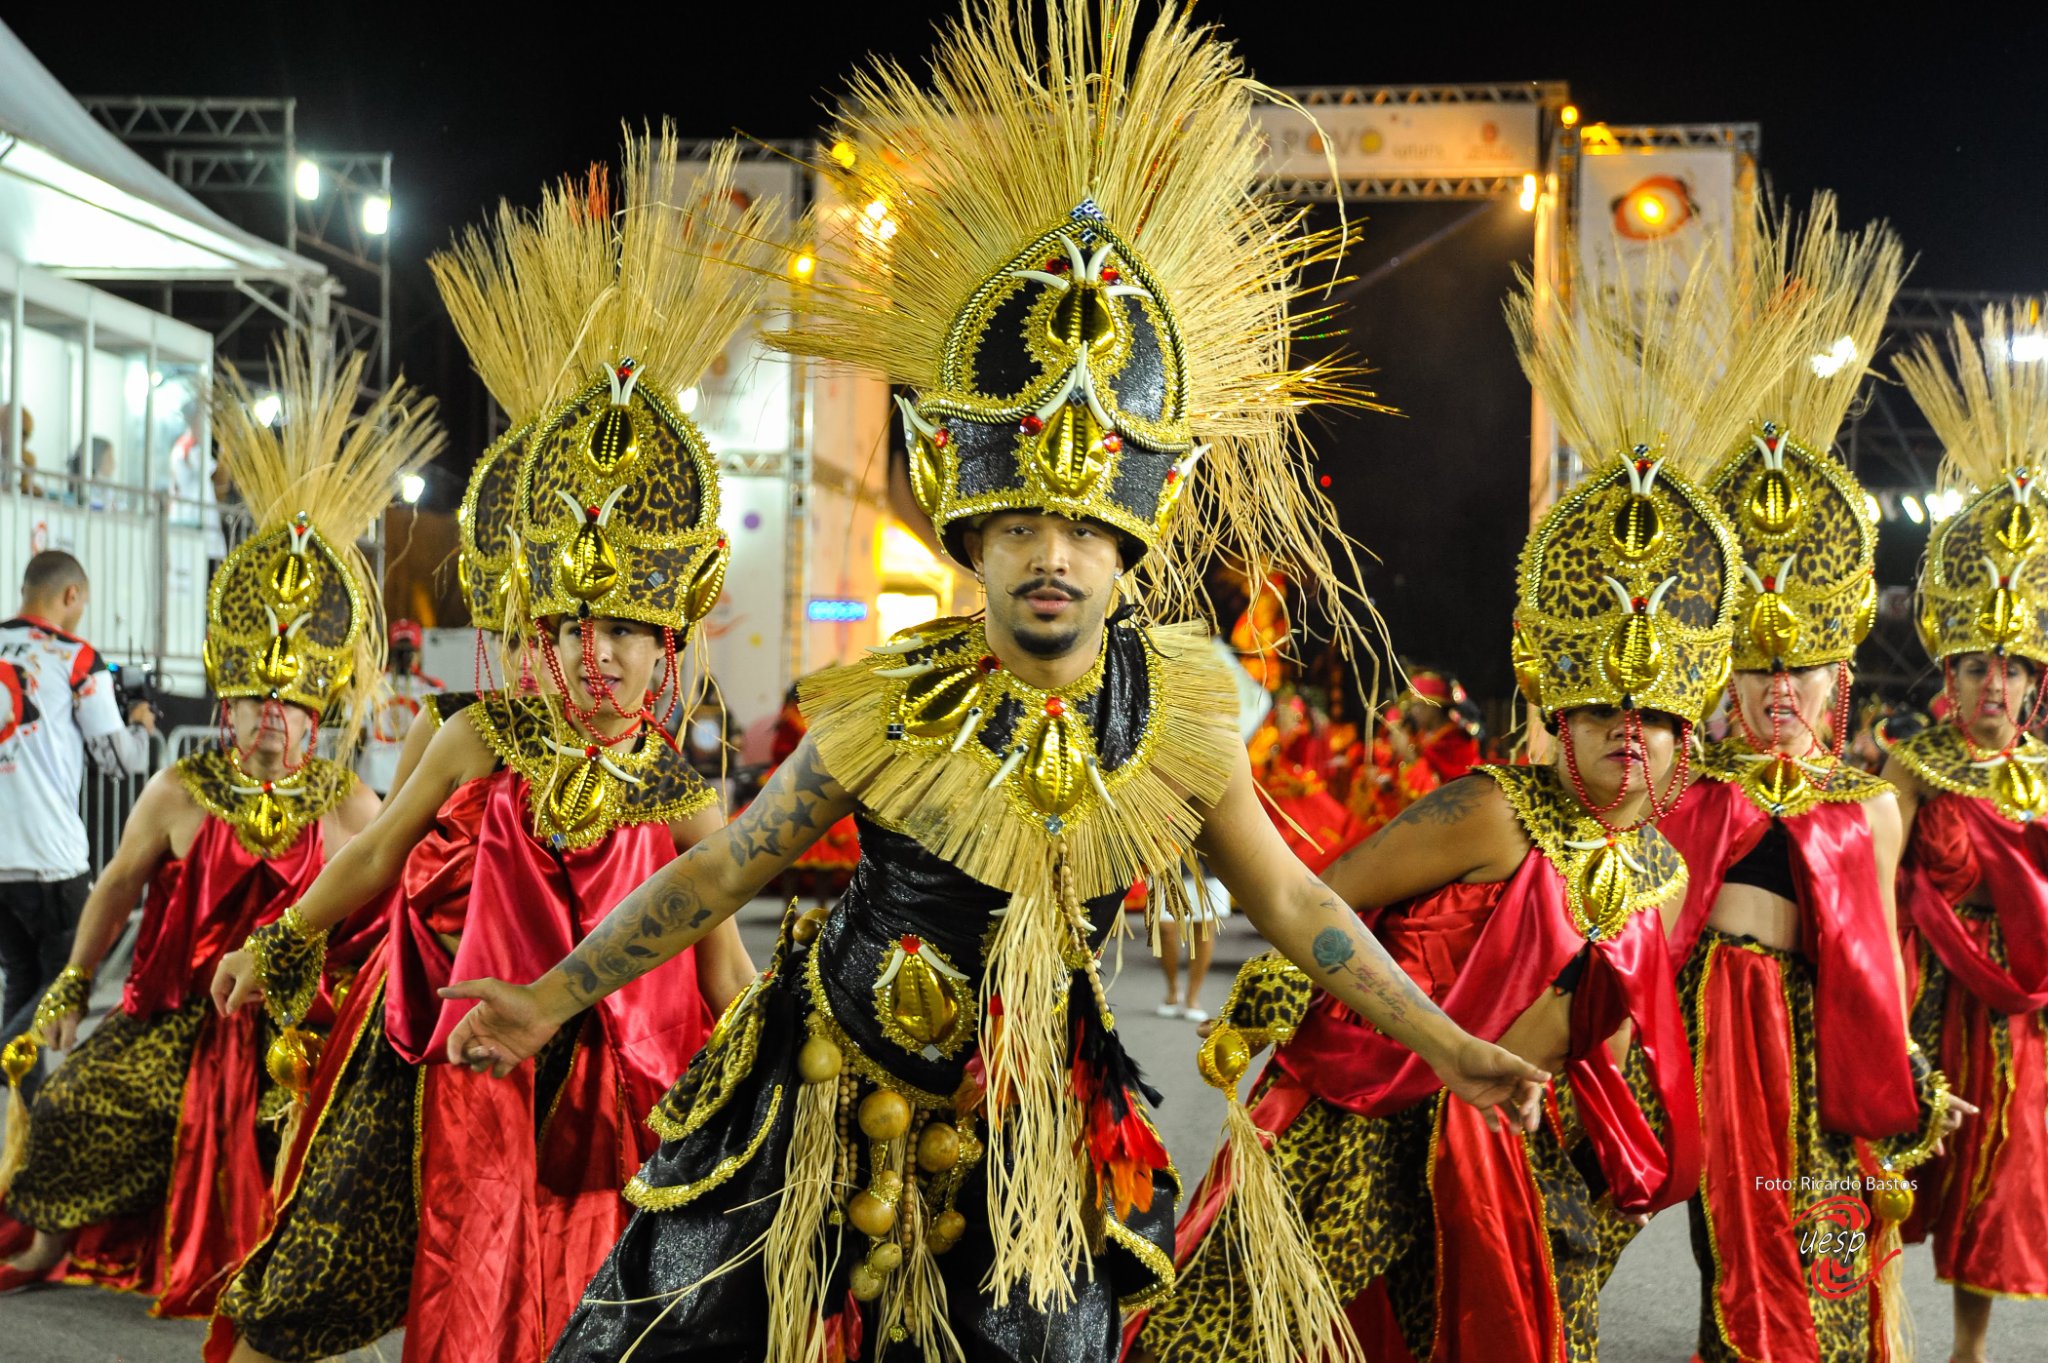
[1013,624,1083,659]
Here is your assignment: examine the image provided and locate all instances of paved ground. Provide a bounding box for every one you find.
[2,900,2035,1360]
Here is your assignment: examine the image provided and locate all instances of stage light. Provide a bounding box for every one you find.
[400,473,426,505]
[1901,494,1925,525]
[1927,488,1964,520]
[294,159,320,201]
[251,392,282,426]
[864,198,889,221]
[790,251,817,282]
[1611,176,1694,240]
[361,195,390,236]
[1559,105,1580,128]
[675,387,701,416]
[829,140,857,170]
[1518,174,1537,212]
[2011,333,2048,362]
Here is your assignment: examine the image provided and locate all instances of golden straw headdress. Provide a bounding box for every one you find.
[433,174,615,634]
[1509,247,1804,724]
[775,0,1374,647]
[515,132,780,636]
[1899,300,2048,666]
[207,338,444,756]
[1702,194,1900,672]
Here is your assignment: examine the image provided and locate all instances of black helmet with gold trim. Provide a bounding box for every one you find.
[775,0,1378,647]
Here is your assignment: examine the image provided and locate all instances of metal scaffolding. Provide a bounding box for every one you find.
[1259,82,1570,202]
[76,95,392,399]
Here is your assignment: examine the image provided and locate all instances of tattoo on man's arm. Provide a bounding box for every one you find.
[560,854,714,1004]
[1304,881,1435,1028]
[1385,777,1485,831]
[726,743,835,869]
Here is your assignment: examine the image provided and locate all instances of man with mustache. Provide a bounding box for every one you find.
[436,5,1545,1361]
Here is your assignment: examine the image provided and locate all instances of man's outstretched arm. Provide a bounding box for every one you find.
[443,737,854,1074]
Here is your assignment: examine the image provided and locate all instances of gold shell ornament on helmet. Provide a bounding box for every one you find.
[513,134,779,638]
[893,205,1196,562]
[1702,194,1899,674]
[1708,424,1880,671]
[518,357,727,632]
[208,339,443,752]
[1513,445,1740,722]
[1900,302,2048,666]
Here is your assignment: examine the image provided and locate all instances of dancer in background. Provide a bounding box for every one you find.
[205,136,761,1363]
[1884,301,2048,1363]
[1656,197,1963,1363]
[1142,244,1791,1363]
[0,339,432,1310]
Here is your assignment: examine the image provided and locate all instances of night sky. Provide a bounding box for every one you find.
[13,5,2045,707]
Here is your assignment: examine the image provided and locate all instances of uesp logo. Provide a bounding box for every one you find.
[1792,1194,1902,1298]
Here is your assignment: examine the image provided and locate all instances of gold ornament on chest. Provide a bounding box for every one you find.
[874,934,973,1059]
[1562,831,1646,941]
[538,735,649,843]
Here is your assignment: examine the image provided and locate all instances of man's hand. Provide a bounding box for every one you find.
[127,701,158,734]
[439,979,563,1078]
[211,948,264,1015]
[1429,1033,1549,1134]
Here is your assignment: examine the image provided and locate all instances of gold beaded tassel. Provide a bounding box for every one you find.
[1165,981,1368,1363]
[770,1019,853,1360]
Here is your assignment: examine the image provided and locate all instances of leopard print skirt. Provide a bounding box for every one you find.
[8,998,208,1231]
[1138,1086,1434,1362]
[219,993,418,1362]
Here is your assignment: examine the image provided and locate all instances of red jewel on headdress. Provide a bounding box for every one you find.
[1763,577,1777,592]
[1631,596,1648,611]
[1635,459,1652,473]
[977,654,999,673]
[2021,474,2032,487]
[277,623,288,635]
[262,781,274,793]
[1164,467,1181,484]
[900,934,922,953]
[1047,257,1068,273]
[717,535,729,550]
[1101,433,1122,453]
[1764,436,1779,452]
[1045,695,1065,717]
[1020,414,1044,435]
[1100,267,1120,283]
[584,745,599,759]
[933,427,950,448]
[585,505,600,520]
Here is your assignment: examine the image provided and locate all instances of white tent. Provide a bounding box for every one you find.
[0,18,325,284]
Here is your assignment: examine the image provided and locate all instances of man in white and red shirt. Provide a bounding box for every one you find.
[0,551,155,1062]
[355,617,444,795]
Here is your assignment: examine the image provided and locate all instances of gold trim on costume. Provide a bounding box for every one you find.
[624,1085,785,1213]
[172,750,355,859]
[465,693,716,850]
[1889,723,2048,824]
[1476,764,1686,942]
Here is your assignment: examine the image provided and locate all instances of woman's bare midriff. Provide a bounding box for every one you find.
[1707,882,1801,953]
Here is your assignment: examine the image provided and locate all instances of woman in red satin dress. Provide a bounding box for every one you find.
[1141,257,1771,1355]
[1880,304,2048,1363]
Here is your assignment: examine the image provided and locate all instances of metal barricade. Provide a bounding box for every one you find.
[81,728,165,876]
